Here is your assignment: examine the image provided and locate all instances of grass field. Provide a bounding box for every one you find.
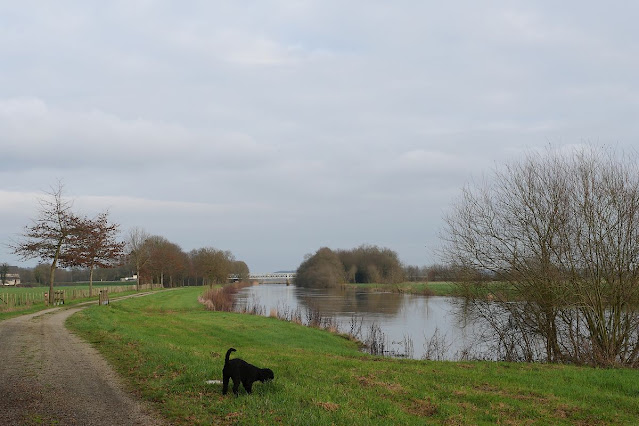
[67,287,639,425]
[0,282,161,321]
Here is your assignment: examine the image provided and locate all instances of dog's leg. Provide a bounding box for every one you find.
[243,378,253,394]
[232,376,241,396]
[222,373,230,395]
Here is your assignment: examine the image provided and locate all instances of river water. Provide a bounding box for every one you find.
[233,283,484,360]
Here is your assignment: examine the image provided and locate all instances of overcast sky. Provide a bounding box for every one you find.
[2,1,639,272]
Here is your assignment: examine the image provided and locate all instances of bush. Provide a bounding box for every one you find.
[198,281,251,311]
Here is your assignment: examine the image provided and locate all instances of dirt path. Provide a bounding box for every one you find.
[0,296,166,425]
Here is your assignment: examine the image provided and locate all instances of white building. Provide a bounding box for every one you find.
[2,273,20,286]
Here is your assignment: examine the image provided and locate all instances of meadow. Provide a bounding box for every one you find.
[0,282,160,320]
[67,287,639,425]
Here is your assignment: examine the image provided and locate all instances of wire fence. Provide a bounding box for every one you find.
[0,283,164,309]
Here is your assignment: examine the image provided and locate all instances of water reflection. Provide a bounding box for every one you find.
[234,283,482,360]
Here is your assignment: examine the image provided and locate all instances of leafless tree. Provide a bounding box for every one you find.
[10,182,81,304]
[190,247,234,287]
[126,227,150,290]
[142,236,187,287]
[230,260,250,281]
[441,146,639,367]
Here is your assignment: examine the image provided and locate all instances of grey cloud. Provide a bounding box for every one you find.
[2,1,639,271]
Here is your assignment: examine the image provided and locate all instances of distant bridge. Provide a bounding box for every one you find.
[228,273,296,284]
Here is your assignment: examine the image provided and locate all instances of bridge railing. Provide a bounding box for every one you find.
[227,273,297,282]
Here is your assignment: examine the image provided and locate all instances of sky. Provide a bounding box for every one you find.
[2,1,639,273]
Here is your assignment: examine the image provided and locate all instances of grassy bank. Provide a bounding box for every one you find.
[67,287,639,425]
[353,281,517,299]
[352,281,457,296]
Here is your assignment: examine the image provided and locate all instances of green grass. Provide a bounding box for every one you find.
[352,281,518,299]
[0,282,161,321]
[66,287,639,425]
[349,281,458,296]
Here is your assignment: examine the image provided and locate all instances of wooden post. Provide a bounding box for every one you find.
[99,289,109,305]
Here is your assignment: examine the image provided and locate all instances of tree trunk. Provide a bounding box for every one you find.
[48,240,63,305]
[89,265,94,297]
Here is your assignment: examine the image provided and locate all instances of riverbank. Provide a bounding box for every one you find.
[67,287,639,425]
[349,281,456,296]
[351,281,516,299]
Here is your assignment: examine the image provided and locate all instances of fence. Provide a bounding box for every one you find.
[0,283,164,309]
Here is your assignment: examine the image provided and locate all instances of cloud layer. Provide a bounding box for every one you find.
[2,1,638,271]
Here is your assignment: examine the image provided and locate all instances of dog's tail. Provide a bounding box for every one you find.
[225,348,236,365]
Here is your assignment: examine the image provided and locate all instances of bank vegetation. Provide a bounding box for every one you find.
[441,146,639,368]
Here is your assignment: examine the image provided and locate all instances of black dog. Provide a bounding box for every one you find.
[222,348,274,395]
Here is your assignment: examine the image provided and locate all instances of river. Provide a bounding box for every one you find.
[233,283,485,360]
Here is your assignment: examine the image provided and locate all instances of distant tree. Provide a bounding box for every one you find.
[33,264,49,285]
[10,182,83,304]
[0,263,8,285]
[230,260,250,281]
[190,247,234,287]
[426,264,457,282]
[143,236,187,287]
[65,211,125,296]
[295,247,345,288]
[126,227,151,290]
[338,245,404,284]
[403,264,422,282]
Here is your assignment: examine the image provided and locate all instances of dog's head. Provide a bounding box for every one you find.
[259,368,274,382]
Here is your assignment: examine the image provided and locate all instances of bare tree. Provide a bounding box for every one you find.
[126,227,150,290]
[441,146,639,366]
[230,260,250,282]
[190,247,234,287]
[10,182,81,304]
[143,236,187,287]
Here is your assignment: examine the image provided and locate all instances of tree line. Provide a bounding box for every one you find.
[8,182,248,302]
[124,228,249,287]
[295,245,405,288]
[402,263,459,282]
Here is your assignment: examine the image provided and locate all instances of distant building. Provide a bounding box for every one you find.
[2,273,20,286]
[120,274,138,282]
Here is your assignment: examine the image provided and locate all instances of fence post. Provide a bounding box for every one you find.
[99,289,109,305]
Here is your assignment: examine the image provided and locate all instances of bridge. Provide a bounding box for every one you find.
[228,272,296,284]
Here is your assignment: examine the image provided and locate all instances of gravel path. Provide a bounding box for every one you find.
[0,298,166,425]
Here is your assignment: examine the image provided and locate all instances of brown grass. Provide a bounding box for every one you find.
[198,281,252,312]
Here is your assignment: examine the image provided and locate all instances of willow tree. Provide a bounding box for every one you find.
[441,147,639,366]
[11,183,80,304]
